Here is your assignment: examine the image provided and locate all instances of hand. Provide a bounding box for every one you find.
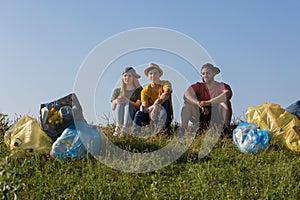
[154,98,162,105]
[115,96,129,104]
[198,100,210,108]
[201,107,209,115]
[120,96,129,103]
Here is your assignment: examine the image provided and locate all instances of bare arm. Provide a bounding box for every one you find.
[199,90,232,107]
[184,87,199,106]
[111,89,120,111]
[141,101,149,113]
[130,99,141,110]
[153,87,172,105]
[111,100,117,110]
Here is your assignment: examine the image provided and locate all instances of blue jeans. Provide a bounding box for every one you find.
[133,100,172,128]
[113,102,136,127]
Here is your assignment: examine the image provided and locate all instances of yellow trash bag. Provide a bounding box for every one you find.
[246,102,300,152]
[4,115,53,157]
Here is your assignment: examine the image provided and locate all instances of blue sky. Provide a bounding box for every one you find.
[1,1,299,124]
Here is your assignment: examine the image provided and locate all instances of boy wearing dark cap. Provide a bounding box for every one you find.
[181,63,233,136]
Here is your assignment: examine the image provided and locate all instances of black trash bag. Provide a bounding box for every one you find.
[286,100,300,120]
[39,93,86,140]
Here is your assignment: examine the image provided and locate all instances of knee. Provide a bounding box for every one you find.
[133,111,143,124]
[220,101,232,113]
[181,102,194,113]
[134,111,144,119]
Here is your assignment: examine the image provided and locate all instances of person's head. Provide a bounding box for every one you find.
[120,67,141,96]
[122,67,140,85]
[201,63,220,84]
[144,63,163,84]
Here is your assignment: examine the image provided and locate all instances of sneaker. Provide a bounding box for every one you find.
[113,126,121,137]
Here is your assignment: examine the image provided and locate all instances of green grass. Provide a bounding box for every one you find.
[1,114,300,199]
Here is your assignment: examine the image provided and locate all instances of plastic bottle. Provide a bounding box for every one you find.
[41,107,49,126]
[59,106,73,122]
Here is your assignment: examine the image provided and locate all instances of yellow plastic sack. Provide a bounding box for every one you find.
[246,102,300,152]
[4,115,53,157]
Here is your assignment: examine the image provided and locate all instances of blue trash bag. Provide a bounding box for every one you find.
[51,122,100,159]
[233,122,270,154]
[285,100,300,120]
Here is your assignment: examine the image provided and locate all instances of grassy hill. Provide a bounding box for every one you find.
[0,113,299,199]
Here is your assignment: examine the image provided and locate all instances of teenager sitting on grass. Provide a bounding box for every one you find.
[133,63,173,134]
[180,63,233,137]
[111,67,143,136]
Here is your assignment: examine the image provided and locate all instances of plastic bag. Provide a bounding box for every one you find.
[286,100,300,120]
[50,122,100,159]
[246,102,300,152]
[233,122,270,153]
[4,115,53,157]
[40,93,86,140]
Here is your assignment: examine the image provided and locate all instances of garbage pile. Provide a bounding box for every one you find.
[233,101,300,153]
[4,93,299,157]
[4,93,101,159]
